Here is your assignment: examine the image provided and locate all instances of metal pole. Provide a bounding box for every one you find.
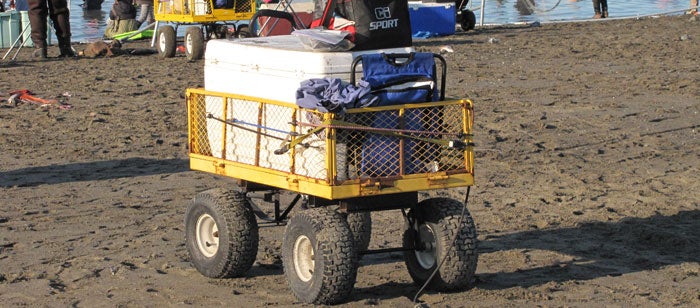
[2,22,31,61]
[479,0,485,27]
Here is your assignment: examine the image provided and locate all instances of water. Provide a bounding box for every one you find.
[466,0,691,25]
[74,4,109,42]
[64,0,693,43]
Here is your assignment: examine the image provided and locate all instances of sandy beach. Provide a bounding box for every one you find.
[1,14,699,306]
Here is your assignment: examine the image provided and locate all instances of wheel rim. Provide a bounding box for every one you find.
[414,224,436,269]
[293,235,314,282]
[158,33,166,52]
[195,214,219,257]
[185,33,193,54]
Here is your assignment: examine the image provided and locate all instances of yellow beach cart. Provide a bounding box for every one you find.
[183,53,478,304]
[153,0,256,60]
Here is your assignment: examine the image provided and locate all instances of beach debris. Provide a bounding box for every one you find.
[364,298,381,305]
[530,21,541,27]
[413,31,440,39]
[680,34,691,41]
[7,92,21,106]
[488,37,500,44]
[8,89,73,110]
[129,48,158,56]
[79,40,123,58]
[439,45,454,53]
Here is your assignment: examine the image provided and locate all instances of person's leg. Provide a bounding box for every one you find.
[47,0,74,56]
[27,0,48,58]
[601,0,608,18]
[147,4,155,24]
[592,0,602,18]
[137,4,148,23]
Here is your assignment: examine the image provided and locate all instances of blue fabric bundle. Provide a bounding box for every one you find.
[295,77,378,114]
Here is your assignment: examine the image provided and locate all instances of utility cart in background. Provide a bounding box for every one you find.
[456,0,477,30]
[152,0,256,60]
[181,35,479,304]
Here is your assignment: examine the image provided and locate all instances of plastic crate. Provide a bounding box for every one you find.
[0,11,21,48]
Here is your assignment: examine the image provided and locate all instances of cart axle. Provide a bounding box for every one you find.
[358,247,413,255]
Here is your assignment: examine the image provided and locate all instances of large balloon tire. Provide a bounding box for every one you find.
[403,198,478,291]
[157,25,177,58]
[346,212,372,252]
[460,9,477,31]
[235,25,252,38]
[185,26,205,61]
[282,207,357,305]
[185,188,259,278]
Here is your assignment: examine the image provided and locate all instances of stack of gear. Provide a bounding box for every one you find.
[310,0,413,50]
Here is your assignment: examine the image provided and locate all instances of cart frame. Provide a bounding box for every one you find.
[186,88,474,200]
[183,52,478,305]
[154,0,256,22]
[152,0,257,60]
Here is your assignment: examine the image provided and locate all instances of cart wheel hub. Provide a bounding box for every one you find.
[414,224,437,269]
[293,235,314,282]
[195,214,219,257]
[185,35,192,53]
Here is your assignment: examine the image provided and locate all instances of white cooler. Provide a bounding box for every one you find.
[204,35,413,103]
[203,36,413,182]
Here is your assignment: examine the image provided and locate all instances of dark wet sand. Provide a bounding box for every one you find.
[1,15,698,306]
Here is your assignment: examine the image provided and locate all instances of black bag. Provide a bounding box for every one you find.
[313,0,413,51]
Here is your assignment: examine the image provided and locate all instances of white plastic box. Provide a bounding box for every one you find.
[204,94,349,181]
[204,35,413,103]
[0,11,20,48]
[194,0,209,15]
[203,35,412,181]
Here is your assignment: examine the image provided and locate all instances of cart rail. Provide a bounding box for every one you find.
[187,88,474,200]
[154,0,255,23]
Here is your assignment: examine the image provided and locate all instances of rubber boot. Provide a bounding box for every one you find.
[33,45,48,59]
[28,5,49,58]
[51,7,75,58]
[58,40,75,58]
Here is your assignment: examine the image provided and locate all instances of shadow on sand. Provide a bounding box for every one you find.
[0,157,190,187]
[476,209,699,289]
[9,159,695,303]
[350,209,699,302]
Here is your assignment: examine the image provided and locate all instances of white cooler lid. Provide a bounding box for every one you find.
[205,35,413,75]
